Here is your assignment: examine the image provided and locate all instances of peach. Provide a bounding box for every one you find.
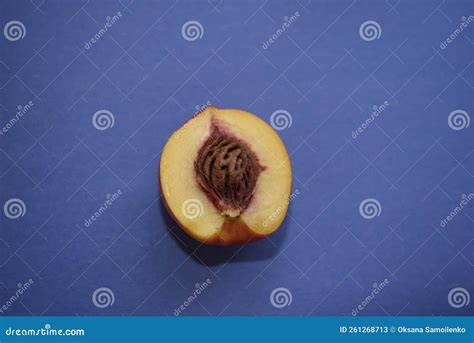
[159,106,292,245]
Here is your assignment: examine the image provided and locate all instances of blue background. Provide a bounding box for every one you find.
[0,0,473,316]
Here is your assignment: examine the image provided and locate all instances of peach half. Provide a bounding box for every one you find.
[159,106,292,245]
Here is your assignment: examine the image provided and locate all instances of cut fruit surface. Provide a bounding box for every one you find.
[159,106,292,245]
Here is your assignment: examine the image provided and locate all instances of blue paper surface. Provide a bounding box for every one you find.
[0,0,472,316]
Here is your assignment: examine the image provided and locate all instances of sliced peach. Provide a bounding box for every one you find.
[159,106,292,245]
